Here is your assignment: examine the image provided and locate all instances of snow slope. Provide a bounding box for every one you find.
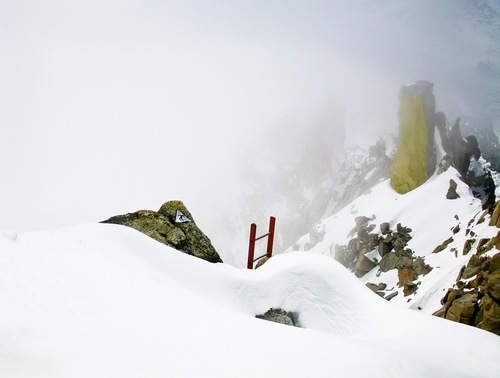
[2,222,500,377]
[291,167,500,314]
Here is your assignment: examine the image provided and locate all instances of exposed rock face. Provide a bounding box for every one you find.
[433,238,500,336]
[460,116,500,173]
[256,308,298,327]
[445,116,496,204]
[390,81,436,194]
[101,200,223,263]
[335,218,432,298]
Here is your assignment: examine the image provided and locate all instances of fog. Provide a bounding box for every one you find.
[1,1,499,264]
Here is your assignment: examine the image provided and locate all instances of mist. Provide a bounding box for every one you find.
[1,1,499,264]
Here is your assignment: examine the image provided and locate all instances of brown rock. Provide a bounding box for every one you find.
[463,239,476,255]
[489,201,500,228]
[432,237,454,253]
[356,251,377,273]
[485,273,500,301]
[476,238,491,255]
[446,179,460,199]
[477,294,500,336]
[489,252,500,273]
[380,222,390,235]
[445,292,478,325]
[398,267,416,287]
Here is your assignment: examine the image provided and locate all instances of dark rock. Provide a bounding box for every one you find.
[434,289,478,326]
[256,308,298,327]
[101,200,223,263]
[476,238,491,255]
[378,241,392,257]
[462,266,482,280]
[489,252,500,273]
[398,267,416,287]
[366,282,387,292]
[463,239,476,256]
[446,292,478,325]
[432,237,454,253]
[482,194,496,211]
[477,294,500,336]
[379,252,399,272]
[446,179,460,199]
[355,216,371,229]
[403,282,420,296]
[385,292,398,301]
[485,273,500,301]
[413,257,432,276]
[380,222,390,235]
[355,251,377,275]
[490,202,500,227]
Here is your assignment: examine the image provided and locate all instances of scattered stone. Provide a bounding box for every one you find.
[366,282,387,292]
[403,282,420,296]
[385,292,398,301]
[432,237,454,253]
[337,218,430,296]
[452,224,460,234]
[380,222,390,235]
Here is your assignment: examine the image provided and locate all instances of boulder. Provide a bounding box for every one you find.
[256,308,298,327]
[446,179,460,199]
[477,294,500,336]
[390,81,436,194]
[379,252,399,272]
[355,251,377,275]
[101,200,223,263]
[446,292,478,325]
[485,273,500,301]
[489,202,500,228]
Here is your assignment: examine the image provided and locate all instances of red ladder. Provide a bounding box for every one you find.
[247,216,276,269]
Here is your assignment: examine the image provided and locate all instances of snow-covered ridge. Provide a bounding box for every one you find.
[2,222,500,377]
[290,168,490,312]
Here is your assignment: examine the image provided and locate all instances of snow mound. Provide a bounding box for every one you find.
[1,223,500,377]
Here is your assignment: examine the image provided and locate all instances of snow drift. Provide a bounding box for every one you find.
[1,222,500,377]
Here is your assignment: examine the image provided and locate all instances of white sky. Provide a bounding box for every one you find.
[1,0,499,234]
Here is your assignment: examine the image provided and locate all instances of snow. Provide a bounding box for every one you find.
[2,222,500,377]
[290,167,496,312]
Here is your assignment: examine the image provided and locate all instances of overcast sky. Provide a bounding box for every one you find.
[1,0,499,241]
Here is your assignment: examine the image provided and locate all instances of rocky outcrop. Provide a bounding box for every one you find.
[256,308,298,327]
[441,116,496,205]
[331,138,393,214]
[433,204,500,336]
[101,200,223,263]
[390,81,436,194]
[335,218,432,298]
[460,116,500,173]
[433,251,500,336]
